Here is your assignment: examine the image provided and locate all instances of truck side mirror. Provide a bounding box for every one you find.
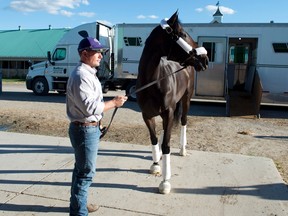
[47,51,55,66]
[28,60,34,70]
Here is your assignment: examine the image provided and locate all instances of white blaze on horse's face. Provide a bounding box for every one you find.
[160,19,207,56]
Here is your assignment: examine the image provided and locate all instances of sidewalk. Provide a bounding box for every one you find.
[0,131,287,215]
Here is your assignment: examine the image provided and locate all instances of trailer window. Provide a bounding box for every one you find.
[52,48,66,61]
[203,42,224,63]
[229,45,249,64]
[203,42,215,62]
[123,37,142,46]
[272,43,288,53]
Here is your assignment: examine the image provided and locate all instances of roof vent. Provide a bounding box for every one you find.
[18,26,21,31]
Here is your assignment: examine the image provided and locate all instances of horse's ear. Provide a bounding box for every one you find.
[168,10,179,27]
[78,30,89,38]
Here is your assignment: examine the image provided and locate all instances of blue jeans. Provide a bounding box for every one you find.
[69,123,100,216]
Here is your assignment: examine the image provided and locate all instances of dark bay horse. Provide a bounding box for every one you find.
[136,11,208,194]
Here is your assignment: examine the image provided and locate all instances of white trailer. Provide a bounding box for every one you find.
[26,21,288,107]
[107,22,288,106]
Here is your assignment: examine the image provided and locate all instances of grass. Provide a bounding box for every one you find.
[2,78,25,83]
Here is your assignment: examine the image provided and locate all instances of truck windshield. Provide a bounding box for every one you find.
[52,48,66,61]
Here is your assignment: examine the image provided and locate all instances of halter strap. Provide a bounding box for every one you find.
[160,19,207,56]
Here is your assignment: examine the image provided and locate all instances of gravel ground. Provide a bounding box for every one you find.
[1,82,288,184]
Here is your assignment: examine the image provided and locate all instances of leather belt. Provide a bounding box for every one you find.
[72,121,98,127]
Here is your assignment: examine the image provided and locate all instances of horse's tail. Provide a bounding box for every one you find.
[173,101,182,126]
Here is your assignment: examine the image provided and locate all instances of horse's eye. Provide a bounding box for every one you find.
[180,32,187,38]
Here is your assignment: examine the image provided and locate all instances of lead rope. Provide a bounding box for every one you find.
[100,65,187,139]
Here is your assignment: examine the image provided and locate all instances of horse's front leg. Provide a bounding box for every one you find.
[179,95,191,156]
[159,109,174,194]
[143,115,162,174]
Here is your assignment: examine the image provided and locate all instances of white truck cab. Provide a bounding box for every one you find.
[26,22,111,95]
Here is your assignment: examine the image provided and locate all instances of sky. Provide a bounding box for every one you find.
[0,0,287,30]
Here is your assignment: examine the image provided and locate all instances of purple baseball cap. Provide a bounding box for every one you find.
[78,37,109,52]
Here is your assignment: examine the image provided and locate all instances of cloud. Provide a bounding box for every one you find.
[78,12,95,18]
[60,10,74,17]
[148,15,159,19]
[137,15,146,19]
[195,8,203,12]
[197,5,236,15]
[9,0,91,17]
[137,14,158,20]
[219,6,236,15]
[81,0,90,5]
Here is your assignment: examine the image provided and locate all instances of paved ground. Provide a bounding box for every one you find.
[0,131,287,216]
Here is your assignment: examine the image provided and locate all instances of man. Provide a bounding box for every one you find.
[66,36,127,215]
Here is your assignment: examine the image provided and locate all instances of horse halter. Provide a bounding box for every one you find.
[160,19,207,56]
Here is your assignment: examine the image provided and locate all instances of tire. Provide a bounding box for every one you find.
[32,77,49,96]
[102,82,110,94]
[125,81,137,101]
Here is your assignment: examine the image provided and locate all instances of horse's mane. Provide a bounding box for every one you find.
[145,16,184,46]
[144,26,162,47]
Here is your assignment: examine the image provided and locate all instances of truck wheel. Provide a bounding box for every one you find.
[126,81,137,101]
[32,77,49,96]
[102,82,110,94]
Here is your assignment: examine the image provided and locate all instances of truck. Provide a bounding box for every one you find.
[25,22,112,96]
[26,21,288,107]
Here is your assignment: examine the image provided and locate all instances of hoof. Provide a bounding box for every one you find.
[179,148,187,156]
[150,163,161,174]
[159,180,171,194]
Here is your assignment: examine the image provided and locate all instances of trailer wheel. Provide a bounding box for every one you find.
[126,81,137,101]
[32,77,49,96]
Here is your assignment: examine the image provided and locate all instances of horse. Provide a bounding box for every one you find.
[136,11,209,194]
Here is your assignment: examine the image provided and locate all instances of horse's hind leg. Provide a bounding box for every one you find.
[180,125,187,156]
[143,115,161,174]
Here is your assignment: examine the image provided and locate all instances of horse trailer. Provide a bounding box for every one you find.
[111,22,288,107]
[26,21,288,108]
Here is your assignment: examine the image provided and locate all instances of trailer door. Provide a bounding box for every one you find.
[196,37,227,97]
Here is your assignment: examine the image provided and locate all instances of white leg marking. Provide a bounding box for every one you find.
[152,143,160,163]
[150,144,161,174]
[159,154,171,194]
[159,130,164,157]
[162,154,171,180]
[179,125,187,156]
